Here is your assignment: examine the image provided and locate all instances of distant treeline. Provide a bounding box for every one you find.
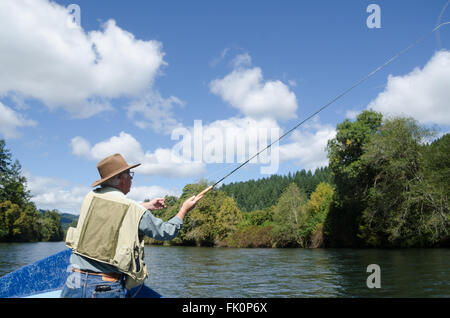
[1,110,449,247]
[220,167,332,212]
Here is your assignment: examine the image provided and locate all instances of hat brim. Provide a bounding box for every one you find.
[91,163,141,187]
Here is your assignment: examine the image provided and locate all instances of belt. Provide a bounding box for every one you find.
[72,268,122,282]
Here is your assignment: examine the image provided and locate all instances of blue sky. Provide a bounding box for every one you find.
[1,0,449,214]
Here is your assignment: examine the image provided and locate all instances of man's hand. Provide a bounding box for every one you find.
[176,186,213,220]
[141,198,166,211]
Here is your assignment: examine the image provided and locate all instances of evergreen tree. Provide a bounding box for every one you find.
[0,140,31,207]
[220,167,332,212]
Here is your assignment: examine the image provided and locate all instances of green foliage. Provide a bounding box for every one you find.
[226,225,273,248]
[39,210,64,242]
[149,181,244,247]
[0,140,31,207]
[271,183,307,247]
[324,113,448,248]
[240,208,274,227]
[300,182,334,247]
[2,118,447,248]
[0,200,21,241]
[220,167,331,212]
[422,133,450,200]
[216,196,243,241]
[327,111,383,180]
[11,203,42,242]
[359,119,449,247]
[324,110,383,246]
[421,134,450,246]
[0,200,63,242]
[0,139,65,242]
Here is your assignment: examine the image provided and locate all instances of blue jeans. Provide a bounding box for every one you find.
[60,271,126,298]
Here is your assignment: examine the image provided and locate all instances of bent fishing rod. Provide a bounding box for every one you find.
[195,21,450,199]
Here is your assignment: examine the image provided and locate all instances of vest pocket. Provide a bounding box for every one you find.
[124,263,148,290]
[114,246,132,272]
[65,227,79,248]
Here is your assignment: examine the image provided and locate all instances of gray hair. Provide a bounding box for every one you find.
[101,172,125,188]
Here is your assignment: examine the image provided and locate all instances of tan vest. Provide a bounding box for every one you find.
[65,187,148,290]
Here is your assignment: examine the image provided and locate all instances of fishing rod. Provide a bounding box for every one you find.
[195,21,450,199]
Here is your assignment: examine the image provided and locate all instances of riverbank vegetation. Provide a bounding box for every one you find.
[1,111,448,247]
[0,140,64,242]
[148,111,449,248]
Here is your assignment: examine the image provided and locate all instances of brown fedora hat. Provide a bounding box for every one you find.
[92,153,141,187]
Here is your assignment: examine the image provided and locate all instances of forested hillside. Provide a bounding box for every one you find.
[219,167,332,212]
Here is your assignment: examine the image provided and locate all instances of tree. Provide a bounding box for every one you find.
[271,183,307,247]
[422,133,450,201]
[182,185,243,246]
[241,207,274,227]
[12,203,42,242]
[38,210,64,242]
[0,140,31,207]
[0,200,21,241]
[215,196,243,242]
[220,168,332,212]
[358,118,449,247]
[324,110,383,246]
[300,182,334,247]
[0,140,72,242]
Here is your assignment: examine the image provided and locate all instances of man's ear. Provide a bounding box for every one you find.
[118,173,125,185]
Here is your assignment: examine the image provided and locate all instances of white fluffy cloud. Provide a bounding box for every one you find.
[368,50,450,125]
[0,0,165,118]
[71,132,206,178]
[194,116,280,164]
[209,55,298,120]
[70,117,333,180]
[171,116,333,173]
[278,119,336,170]
[208,54,334,171]
[126,92,184,135]
[0,102,36,138]
[71,132,144,163]
[25,172,91,212]
[25,172,180,213]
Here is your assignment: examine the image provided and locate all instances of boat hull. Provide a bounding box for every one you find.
[0,248,161,298]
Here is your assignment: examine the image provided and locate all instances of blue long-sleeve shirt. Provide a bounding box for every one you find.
[70,211,183,274]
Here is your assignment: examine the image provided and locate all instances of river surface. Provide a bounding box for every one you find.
[0,242,449,297]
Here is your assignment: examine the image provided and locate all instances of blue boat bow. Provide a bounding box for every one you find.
[0,248,162,298]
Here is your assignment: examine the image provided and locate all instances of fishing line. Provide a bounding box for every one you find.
[436,0,450,48]
[203,22,450,190]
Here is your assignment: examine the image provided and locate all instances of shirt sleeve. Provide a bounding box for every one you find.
[138,210,183,241]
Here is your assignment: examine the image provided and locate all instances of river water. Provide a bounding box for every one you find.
[0,242,448,297]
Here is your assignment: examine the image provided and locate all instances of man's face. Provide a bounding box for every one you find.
[119,170,133,194]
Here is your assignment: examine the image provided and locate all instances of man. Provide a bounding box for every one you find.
[61,153,208,298]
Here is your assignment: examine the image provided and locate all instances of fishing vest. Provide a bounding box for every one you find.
[65,187,148,290]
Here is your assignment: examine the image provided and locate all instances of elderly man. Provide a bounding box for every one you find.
[61,153,207,298]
